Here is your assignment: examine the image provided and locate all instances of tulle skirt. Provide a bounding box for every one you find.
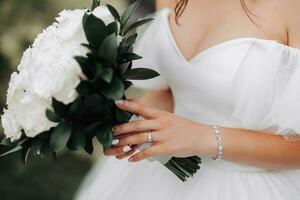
[75,155,300,200]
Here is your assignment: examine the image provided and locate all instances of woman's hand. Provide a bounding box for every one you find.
[103,100,216,162]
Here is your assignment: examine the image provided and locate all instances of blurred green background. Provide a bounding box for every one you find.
[0,0,154,199]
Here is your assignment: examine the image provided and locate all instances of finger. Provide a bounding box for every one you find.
[114,131,162,146]
[115,100,159,119]
[128,145,163,162]
[103,145,133,156]
[115,145,139,159]
[113,119,160,136]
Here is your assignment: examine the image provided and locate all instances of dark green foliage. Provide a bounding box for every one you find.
[0,145,22,157]
[106,4,120,21]
[122,52,143,62]
[52,98,69,118]
[67,128,86,151]
[94,67,114,83]
[120,0,142,29]
[91,0,100,11]
[98,33,118,66]
[123,68,160,80]
[100,76,124,100]
[124,18,154,35]
[83,13,108,48]
[46,109,62,123]
[95,124,113,148]
[165,156,201,182]
[125,33,138,46]
[116,108,132,124]
[107,21,119,35]
[49,122,71,152]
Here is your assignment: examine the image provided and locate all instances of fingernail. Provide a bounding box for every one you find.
[122,146,131,153]
[115,100,124,105]
[128,157,134,162]
[112,139,119,145]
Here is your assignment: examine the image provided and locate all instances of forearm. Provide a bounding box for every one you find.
[198,124,300,170]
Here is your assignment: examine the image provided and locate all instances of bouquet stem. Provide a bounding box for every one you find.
[164,156,201,181]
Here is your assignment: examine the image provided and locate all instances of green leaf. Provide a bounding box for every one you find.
[91,0,100,11]
[46,109,61,123]
[39,140,51,156]
[67,128,86,151]
[21,145,30,164]
[0,145,22,157]
[69,97,84,118]
[107,21,119,35]
[119,62,130,75]
[125,33,137,47]
[52,98,68,117]
[122,53,142,62]
[94,67,114,83]
[83,13,109,47]
[123,68,160,80]
[49,122,71,152]
[83,94,105,110]
[74,56,93,79]
[101,76,124,100]
[30,139,43,156]
[76,81,94,96]
[124,80,133,90]
[116,109,132,123]
[106,4,120,21]
[98,33,118,66]
[84,138,94,155]
[95,124,113,148]
[95,62,105,69]
[0,138,13,146]
[120,0,142,28]
[124,18,153,35]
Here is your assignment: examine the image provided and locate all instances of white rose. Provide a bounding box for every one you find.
[1,109,22,141]
[26,28,87,104]
[92,6,115,25]
[9,90,57,138]
[55,9,87,43]
[17,48,32,71]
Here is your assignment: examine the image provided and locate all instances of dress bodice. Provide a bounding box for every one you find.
[132,9,300,140]
[76,9,300,200]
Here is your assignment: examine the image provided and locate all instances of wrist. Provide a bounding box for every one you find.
[194,123,219,157]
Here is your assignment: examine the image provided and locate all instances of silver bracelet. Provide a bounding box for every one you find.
[212,125,223,161]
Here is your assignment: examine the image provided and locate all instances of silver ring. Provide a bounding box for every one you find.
[147,131,153,143]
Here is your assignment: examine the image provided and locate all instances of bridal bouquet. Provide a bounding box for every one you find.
[0,0,201,181]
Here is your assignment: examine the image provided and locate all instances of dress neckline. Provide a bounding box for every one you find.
[161,8,300,65]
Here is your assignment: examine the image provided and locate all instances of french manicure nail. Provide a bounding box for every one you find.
[112,139,119,145]
[128,157,134,162]
[115,100,124,105]
[122,146,131,153]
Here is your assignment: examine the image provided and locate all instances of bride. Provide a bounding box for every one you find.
[76,0,300,199]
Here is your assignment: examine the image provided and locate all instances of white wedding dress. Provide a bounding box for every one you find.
[75,9,300,200]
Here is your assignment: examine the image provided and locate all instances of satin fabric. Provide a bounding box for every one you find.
[75,9,300,200]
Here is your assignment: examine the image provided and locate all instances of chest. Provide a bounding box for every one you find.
[168,0,287,61]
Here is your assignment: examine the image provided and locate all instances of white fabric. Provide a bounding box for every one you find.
[75,9,300,200]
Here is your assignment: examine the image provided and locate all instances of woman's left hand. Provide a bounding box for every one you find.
[103,100,216,162]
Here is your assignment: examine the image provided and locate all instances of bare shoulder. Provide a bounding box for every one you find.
[281,0,300,47]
